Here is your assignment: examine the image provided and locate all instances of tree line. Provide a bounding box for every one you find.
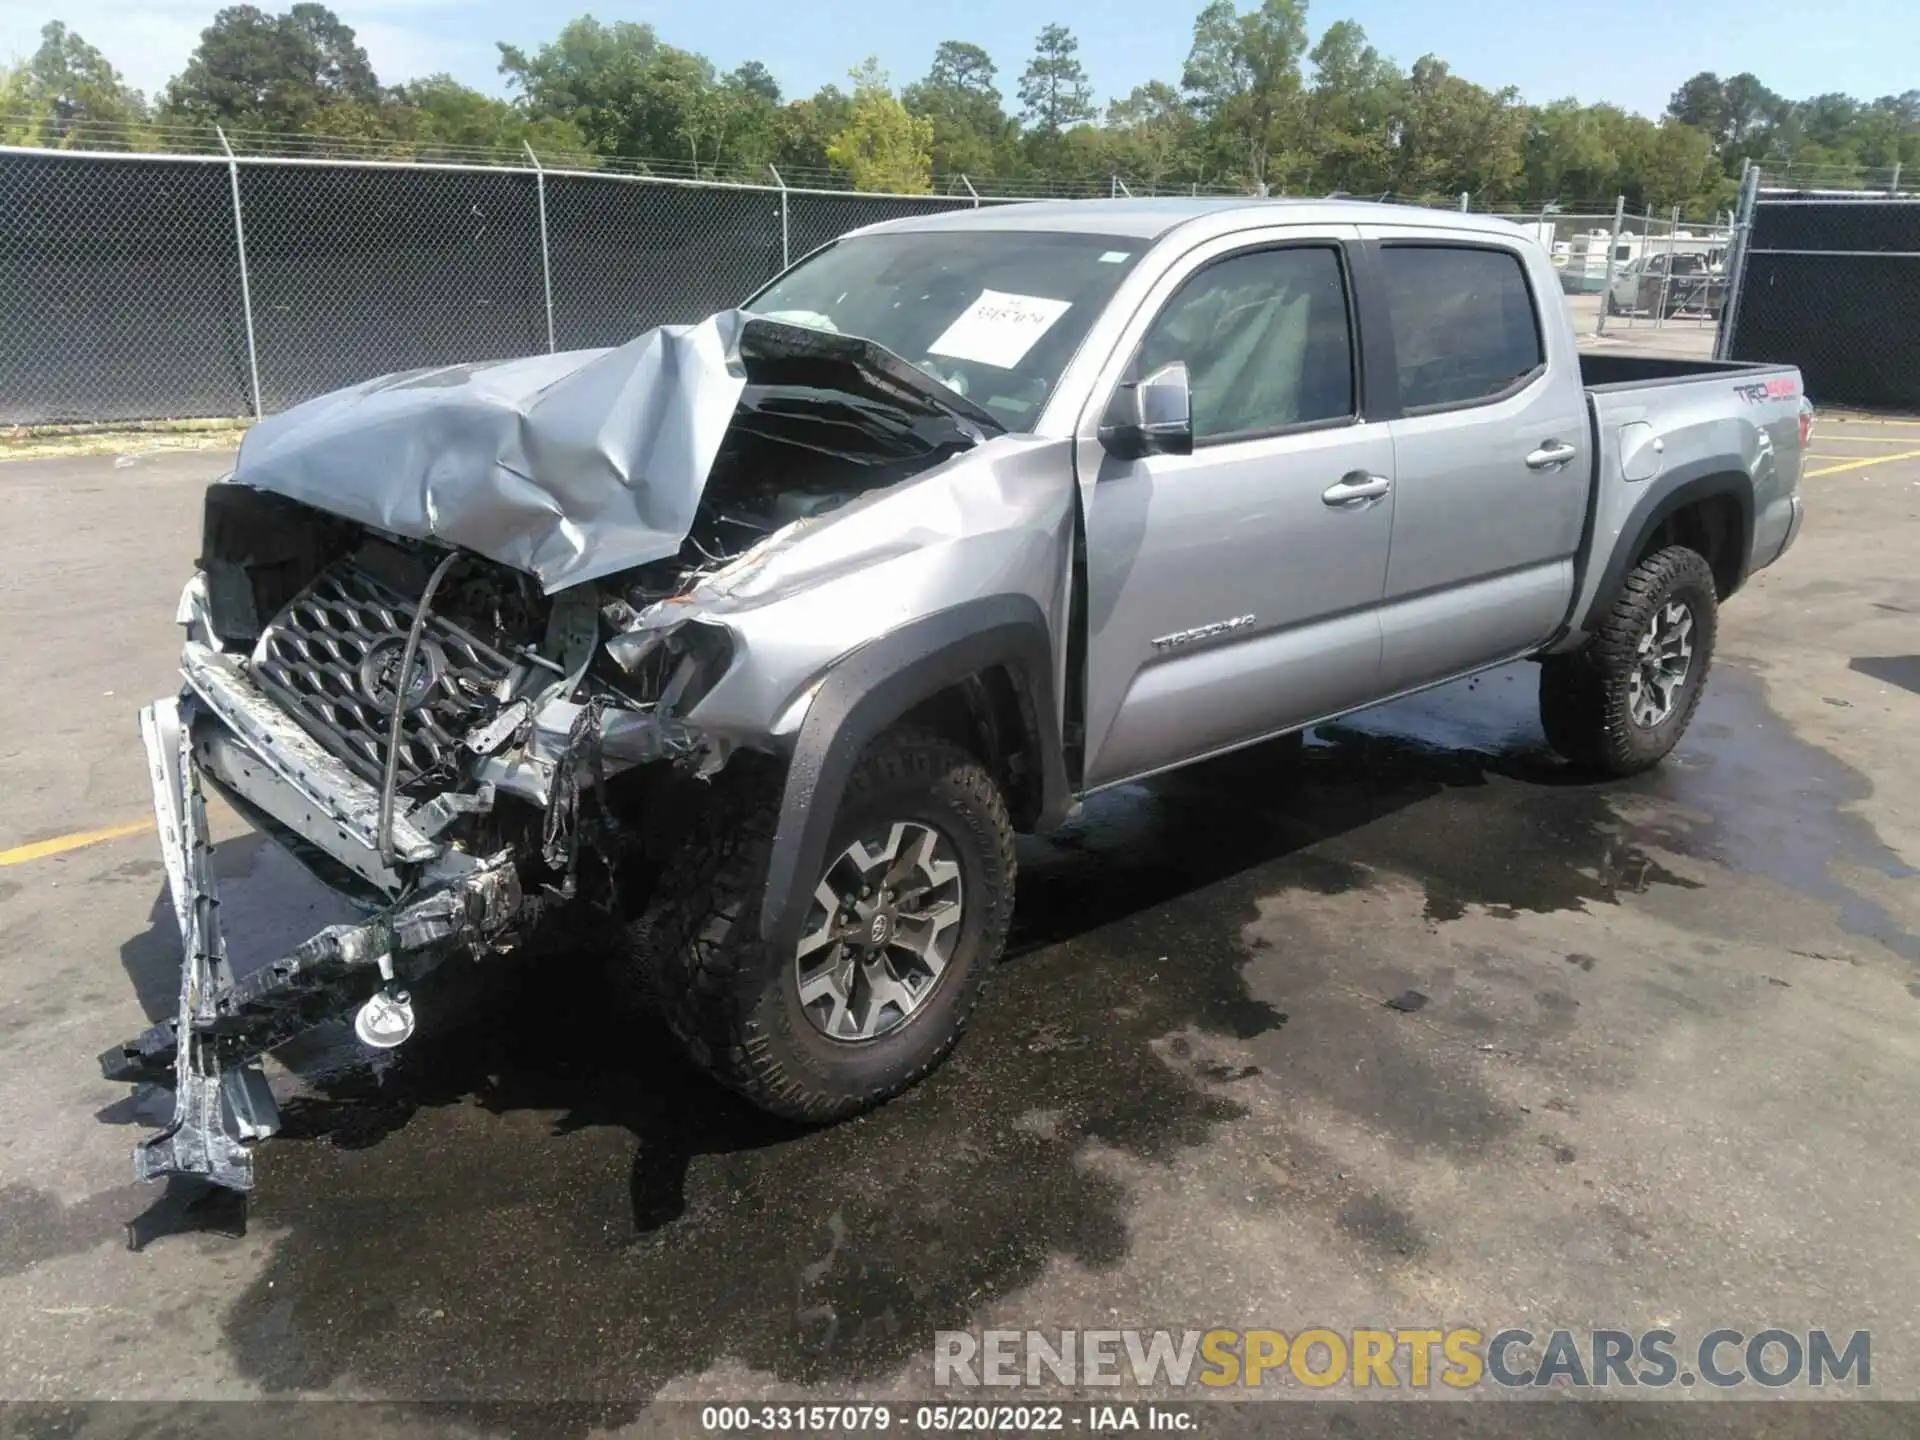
[4,2,1916,216]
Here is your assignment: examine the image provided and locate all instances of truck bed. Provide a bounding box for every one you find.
[1579,352,1787,391]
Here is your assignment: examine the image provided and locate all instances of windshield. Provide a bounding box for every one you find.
[747,230,1144,432]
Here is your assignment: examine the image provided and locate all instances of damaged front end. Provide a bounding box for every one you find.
[101,310,1006,1192]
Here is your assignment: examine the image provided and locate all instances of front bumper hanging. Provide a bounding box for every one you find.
[102,693,522,1191]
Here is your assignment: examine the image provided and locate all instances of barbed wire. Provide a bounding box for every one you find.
[1751,159,1913,195]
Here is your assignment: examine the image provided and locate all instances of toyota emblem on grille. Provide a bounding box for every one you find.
[359,636,446,712]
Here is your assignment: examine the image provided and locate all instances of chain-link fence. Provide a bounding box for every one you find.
[2,140,1750,426]
[1,150,253,423]
[0,144,999,426]
[1720,172,1920,410]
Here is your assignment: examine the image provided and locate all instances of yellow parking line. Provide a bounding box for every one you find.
[1815,414,1920,427]
[1803,447,1920,478]
[0,820,150,867]
[1807,434,1920,446]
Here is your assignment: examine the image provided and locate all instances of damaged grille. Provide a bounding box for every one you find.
[252,562,516,789]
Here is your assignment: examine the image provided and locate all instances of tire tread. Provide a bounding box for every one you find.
[637,729,1014,1121]
[1540,545,1718,777]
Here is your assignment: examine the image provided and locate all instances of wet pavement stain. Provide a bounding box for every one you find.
[220,851,1283,1408]
[1647,664,1917,960]
[187,657,1915,1410]
[1326,661,1916,958]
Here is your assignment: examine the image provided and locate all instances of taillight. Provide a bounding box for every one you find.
[1799,404,1814,448]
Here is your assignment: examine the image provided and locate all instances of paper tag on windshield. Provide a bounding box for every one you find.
[927,290,1073,369]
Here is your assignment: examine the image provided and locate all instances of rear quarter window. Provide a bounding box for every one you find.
[1378,245,1545,412]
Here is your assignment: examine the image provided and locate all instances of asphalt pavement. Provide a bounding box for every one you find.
[0,420,1916,1431]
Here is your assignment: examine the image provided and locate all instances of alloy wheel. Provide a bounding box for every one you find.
[1628,599,1694,728]
[793,821,965,1041]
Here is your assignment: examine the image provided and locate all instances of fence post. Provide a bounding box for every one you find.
[524,142,556,354]
[960,174,979,209]
[1459,191,1469,211]
[215,127,263,419]
[1596,194,1625,336]
[1653,205,1680,329]
[768,164,790,268]
[1891,162,1902,197]
[1714,160,1761,361]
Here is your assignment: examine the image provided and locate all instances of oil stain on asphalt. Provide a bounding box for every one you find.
[150,660,1911,1411]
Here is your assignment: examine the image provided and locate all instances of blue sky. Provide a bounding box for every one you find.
[3,0,1911,121]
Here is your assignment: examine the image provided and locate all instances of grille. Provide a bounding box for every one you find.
[252,562,516,789]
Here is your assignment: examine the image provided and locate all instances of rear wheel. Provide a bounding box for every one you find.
[1539,545,1717,777]
[633,728,1015,1121]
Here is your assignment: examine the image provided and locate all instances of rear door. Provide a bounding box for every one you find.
[1074,227,1395,789]
[1357,229,1591,693]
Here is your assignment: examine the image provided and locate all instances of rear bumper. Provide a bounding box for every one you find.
[101,689,522,1191]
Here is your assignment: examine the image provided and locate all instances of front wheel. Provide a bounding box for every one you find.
[634,728,1015,1121]
[1539,545,1718,776]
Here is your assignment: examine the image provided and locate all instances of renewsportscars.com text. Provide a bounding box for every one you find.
[935,1327,1870,1390]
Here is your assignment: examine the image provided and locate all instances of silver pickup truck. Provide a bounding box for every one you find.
[103,199,1808,1191]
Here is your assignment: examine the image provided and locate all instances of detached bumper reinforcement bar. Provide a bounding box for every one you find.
[101,695,522,1191]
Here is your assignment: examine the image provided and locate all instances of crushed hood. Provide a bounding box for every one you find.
[228,310,1003,593]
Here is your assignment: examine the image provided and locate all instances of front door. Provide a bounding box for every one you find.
[1076,234,1395,790]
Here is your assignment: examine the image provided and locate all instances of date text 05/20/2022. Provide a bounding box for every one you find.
[699,1404,1193,1432]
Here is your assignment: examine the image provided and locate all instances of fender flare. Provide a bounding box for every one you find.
[1587,462,1755,623]
[758,594,1068,954]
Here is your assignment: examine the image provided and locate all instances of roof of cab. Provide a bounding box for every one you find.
[853,196,1538,244]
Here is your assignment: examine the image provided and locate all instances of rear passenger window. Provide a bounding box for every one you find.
[1135,246,1354,443]
[1378,245,1544,411]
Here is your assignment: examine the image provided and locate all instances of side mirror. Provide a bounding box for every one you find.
[1099,361,1193,461]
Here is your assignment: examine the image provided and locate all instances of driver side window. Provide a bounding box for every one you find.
[1134,245,1355,445]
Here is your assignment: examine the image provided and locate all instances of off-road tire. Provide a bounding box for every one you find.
[633,728,1016,1121]
[1539,545,1718,777]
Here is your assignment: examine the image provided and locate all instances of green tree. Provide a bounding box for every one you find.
[904,40,1015,179]
[163,3,379,132]
[3,21,148,147]
[1386,55,1525,202]
[1104,81,1197,191]
[1017,23,1093,138]
[498,17,662,154]
[392,74,592,162]
[729,60,781,106]
[1666,70,1786,176]
[500,17,765,173]
[773,85,856,174]
[827,59,932,192]
[1304,19,1400,193]
[1621,116,1720,210]
[1181,0,1308,190]
[1524,99,1631,203]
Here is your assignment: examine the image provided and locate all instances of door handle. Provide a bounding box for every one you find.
[1525,440,1578,470]
[1322,472,1391,507]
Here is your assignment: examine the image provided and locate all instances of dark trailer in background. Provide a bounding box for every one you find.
[1721,188,1920,412]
